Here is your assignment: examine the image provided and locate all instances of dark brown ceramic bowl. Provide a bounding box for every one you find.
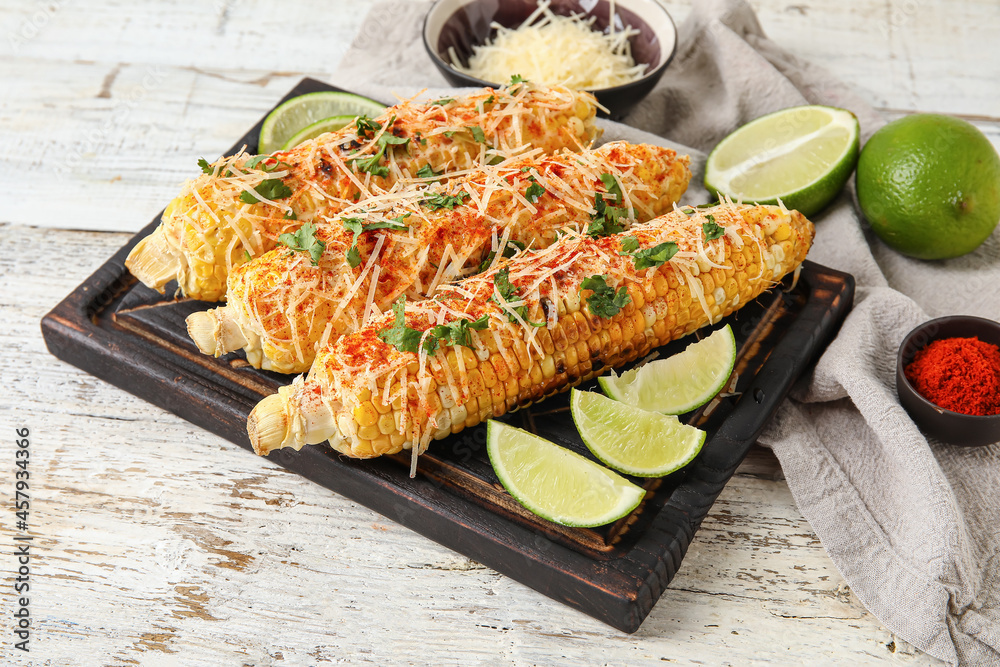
[896,315,1000,447]
[422,0,677,119]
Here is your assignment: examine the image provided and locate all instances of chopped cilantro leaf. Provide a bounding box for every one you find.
[703,215,726,241]
[421,190,470,211]
[469,125,486,143]
[580,274,631,319]
[277,222,326,266]
[377,296,425,354]
[632,242,679,270]
[239,178,293,205]
[587,173,629,237]
[283,209,297,220]
[351,153,389,178]
[341,214,410,268]
[477,239,525,273]
[198,158,213,174]
[355,115,381,141]
[618,236,640,254]
[430,315,489,348]
[416,164,440,179]
[492,267,544,326]
[243,250,252,262]
[431,98,455,106]
[443,130,457,139]
[244,155,292,172]
[486,153,505,166]
[509,74,528,86]
[525,175,545,204]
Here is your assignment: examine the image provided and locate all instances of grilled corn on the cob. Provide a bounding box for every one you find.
[247,202,814,466]
[187,141,692,373]
[126,84,601,301]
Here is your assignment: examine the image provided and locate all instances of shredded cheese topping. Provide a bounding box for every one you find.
[450,0,647,89]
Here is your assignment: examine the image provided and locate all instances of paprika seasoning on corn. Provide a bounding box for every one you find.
[904,336,1000,416]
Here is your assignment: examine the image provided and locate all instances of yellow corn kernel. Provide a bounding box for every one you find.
[377,412,396,435]
[353,401,379,428]
[358,424,381,440]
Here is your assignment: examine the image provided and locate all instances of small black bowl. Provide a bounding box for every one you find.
[422,0,677,119]
[896,315,1000,447]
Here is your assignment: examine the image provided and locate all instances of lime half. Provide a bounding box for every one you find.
[571,389,706,477]
[486,420,644,527]
[705,105,860,217]
[259,92,386,154]
[282,115,357,150]
[599,325,736,415]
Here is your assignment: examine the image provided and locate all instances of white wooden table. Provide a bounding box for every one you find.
[2,1,997,664]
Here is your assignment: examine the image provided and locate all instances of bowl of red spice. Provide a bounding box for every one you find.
[896,315,1000,447]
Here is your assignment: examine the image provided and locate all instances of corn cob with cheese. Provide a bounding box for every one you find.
[125,83,601,302]
[247,202,814,469]
[187,141,692,373]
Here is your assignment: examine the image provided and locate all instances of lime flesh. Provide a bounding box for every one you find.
[259,92,386,154]
[486,420,645,527]
[571,390,706,477]
[705,105,860,217]
[598,325,736,415]
[282,115,356,150]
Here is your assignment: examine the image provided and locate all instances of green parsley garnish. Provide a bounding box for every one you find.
[239,178,293,205]
[378,296,487,354]
[703,215,726,241]
[477,239,525,273]
[416,164,440,179]
[525,175,546,204]
[198,158,213,174]
[580,274,631,319]
[509,74,528,86]
[618,236,641,254]
[421,190,470,211]
[341,214,410,268]
[631,241,679,270]
[283,209,297,220]
[492,267,544,326]
[431,98,455,106]
[277,222,326,266]
[587,173,628,237]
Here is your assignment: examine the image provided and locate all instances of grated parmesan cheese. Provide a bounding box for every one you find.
[450,0,647,90]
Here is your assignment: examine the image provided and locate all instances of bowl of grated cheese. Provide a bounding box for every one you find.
[423,0,677,119]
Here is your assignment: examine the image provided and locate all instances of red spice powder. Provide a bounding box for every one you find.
[904,336,1000,416]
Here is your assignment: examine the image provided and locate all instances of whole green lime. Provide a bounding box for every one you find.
[856,114,1000,259]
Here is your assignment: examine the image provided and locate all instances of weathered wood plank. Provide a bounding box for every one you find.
[2,224,941,664]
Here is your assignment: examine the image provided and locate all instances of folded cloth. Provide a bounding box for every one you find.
[331,2,1000,663]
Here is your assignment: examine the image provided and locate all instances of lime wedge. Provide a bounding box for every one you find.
[704,105,860,217]
[259,92,386,154]
[486,420,645,527]
[598,325,736,415]
[282,115,356,150]
[571,390,706,477]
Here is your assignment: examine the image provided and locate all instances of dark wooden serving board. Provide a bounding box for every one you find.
[41,78,855,633]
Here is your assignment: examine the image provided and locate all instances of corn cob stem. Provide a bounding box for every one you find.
[190,142,691,373]
[248,202,814,462]
[126,84,601,302]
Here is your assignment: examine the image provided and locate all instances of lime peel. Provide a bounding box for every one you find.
[259,91,386,154]
[486,420,645,527]
[705,105,860,217]
[282,115,357,150]
[571,389,706,477]
[599,325,737,415]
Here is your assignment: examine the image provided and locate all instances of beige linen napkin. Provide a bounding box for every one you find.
[331,2,1000,663]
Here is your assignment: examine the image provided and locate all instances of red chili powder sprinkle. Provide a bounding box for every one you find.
[904,336,1000,416]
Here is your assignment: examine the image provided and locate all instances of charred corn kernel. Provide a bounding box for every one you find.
[248,203,814,459]
[184,140,691,374]
[127,84,606,303]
